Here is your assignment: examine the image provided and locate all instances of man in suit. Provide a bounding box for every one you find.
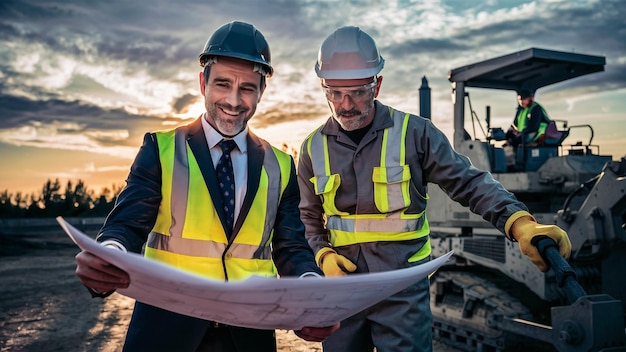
[75,21,338,351]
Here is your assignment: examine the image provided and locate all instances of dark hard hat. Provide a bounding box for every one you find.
[199,21,273,77]
[518,88,534,99]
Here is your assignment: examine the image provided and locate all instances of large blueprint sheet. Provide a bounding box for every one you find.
[59,217,452,330]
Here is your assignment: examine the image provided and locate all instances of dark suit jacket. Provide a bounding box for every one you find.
[97,117,322,351]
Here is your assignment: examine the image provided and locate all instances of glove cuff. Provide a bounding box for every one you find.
[315,247,336,267]
[505,210,535,242]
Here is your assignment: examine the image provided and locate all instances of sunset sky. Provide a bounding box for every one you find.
[1,0,625,196]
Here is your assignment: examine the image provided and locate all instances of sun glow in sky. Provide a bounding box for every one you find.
[1,0,625,196]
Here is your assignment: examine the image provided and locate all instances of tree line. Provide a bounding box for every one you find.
[1,144,298,219]
[0,179,124,219]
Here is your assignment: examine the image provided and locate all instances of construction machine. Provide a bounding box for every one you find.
[426,48,626,351]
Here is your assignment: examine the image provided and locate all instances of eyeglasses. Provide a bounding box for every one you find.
[321,80,377,103]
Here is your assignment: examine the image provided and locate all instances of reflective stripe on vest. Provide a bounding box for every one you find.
[146,126,290,281]
[307,108,430,259]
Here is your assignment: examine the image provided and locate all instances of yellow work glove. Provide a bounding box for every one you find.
[315,247,357,277]
[510,214,572,272]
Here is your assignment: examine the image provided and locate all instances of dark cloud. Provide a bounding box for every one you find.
[384,38,469,61]
[252,103,326,127]
[0,21,20,40]
[0,93,165,147]
[172,93,200,114]
[0,0,73,21]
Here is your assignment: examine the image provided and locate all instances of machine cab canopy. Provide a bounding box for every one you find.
[447,47,606,149]
[448,47,605,91]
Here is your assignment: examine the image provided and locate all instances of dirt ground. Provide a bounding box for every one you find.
[0,225,458,352]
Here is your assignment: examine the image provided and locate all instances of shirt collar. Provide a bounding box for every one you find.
[201,113,248,153]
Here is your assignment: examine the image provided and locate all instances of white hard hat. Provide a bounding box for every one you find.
[315,26,384,79]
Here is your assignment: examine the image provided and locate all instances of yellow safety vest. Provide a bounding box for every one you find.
[306,108,431,262]
[516,102,549,142]
[145,126,291,281]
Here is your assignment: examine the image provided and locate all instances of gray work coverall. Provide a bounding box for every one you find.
[297,100,528,352]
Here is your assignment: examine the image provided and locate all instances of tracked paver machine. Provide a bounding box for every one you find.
[426,48,626,351]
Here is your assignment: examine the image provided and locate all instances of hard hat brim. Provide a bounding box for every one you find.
[315,61,384,80]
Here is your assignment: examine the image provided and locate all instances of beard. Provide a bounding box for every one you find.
[330,99,375,131]
[206,102,251,137]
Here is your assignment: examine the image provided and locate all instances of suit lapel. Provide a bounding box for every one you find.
[185,117,230,233]
[233,132,263,235]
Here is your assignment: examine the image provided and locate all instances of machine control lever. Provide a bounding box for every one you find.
[531,235,586,304]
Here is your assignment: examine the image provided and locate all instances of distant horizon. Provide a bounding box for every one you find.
[1,175,125,198]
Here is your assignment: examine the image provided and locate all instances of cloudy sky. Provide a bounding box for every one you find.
[1,0,625,196]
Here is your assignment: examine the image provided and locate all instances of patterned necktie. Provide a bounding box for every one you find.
[216,139,237,237]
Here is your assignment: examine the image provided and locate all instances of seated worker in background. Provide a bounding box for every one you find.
[506,88,551,149]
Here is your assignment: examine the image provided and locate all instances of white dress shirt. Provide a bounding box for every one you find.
[201,114,248,224]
